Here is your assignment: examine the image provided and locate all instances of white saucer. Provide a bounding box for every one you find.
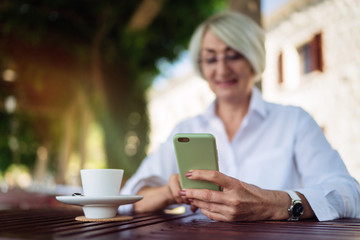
[56,195,143,206]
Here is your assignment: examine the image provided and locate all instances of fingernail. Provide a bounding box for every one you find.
[185,171,193,178]
[190,204,198,213]
[179,190,186,196]
[188,198,194,203]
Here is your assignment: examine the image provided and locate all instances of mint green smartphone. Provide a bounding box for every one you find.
[173,133,220,191]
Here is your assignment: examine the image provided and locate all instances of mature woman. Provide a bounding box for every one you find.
[121,11,360,221]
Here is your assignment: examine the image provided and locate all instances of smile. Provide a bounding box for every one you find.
[215,79,238,87]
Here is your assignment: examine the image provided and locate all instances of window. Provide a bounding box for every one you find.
[278,52,284,84]
[298,33,323,74]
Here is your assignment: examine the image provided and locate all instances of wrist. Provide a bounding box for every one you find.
[267,190,292,220]
[163,184,175,205]
[134,185,173,213]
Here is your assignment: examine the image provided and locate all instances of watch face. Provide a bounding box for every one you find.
[293,202,304,218]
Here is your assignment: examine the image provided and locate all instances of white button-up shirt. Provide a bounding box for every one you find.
[121,87,360,221]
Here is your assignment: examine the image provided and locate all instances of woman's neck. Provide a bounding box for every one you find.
[216,95,251,141]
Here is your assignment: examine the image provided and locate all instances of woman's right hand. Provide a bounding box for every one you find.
[167,174,189,204]
[134,174,197,213]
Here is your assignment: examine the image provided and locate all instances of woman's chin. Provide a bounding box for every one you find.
[215,92,241,102]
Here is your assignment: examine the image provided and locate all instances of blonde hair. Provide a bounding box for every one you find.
[189,11,265,82]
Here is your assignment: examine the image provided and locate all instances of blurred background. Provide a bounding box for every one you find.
[0,0,359,208]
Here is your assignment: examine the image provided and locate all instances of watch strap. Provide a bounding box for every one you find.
[285,190,301,202]
[284,190,303,221]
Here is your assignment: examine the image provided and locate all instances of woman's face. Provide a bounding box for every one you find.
[200,30,254,103]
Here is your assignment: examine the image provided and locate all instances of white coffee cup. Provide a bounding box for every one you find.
[80,169,124,218]
[80,169,124,196]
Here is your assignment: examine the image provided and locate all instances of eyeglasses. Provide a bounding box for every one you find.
[199,52,245,69]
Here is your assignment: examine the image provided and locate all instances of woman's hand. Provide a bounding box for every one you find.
[179,170,296,221]
[134,174,197,213]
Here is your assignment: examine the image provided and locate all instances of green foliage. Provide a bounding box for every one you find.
[0,113,12,171]
[0,112,39,172]
[1,0,226,86]
[119,0,227,80]
[0,0,227,178]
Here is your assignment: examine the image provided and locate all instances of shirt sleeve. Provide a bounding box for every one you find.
[120,133,178,195]
[293,109,360,221]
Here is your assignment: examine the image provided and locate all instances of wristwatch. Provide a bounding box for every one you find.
[285,190,304,221]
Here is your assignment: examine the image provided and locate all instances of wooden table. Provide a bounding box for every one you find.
[1,207,360,239]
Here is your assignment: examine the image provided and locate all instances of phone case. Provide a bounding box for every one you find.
[173,133,220,191]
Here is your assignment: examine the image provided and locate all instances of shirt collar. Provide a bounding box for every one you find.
[202,87,268,121]
[249,86,267,119]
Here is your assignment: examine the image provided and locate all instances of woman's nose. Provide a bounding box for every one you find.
[216,58,231,76]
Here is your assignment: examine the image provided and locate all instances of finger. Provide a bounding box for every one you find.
[200,208,229,222]
[190,204,199,213]
[168,175,191,204]
[183,197,191,205]
[186,170,235,189]
[183,188,224,203]
[191,199,239,222]
[190,198,226,215]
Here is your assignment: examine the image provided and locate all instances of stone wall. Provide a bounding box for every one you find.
[262,0,360,180]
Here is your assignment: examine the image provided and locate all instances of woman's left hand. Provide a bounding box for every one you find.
[180,170,290,221]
